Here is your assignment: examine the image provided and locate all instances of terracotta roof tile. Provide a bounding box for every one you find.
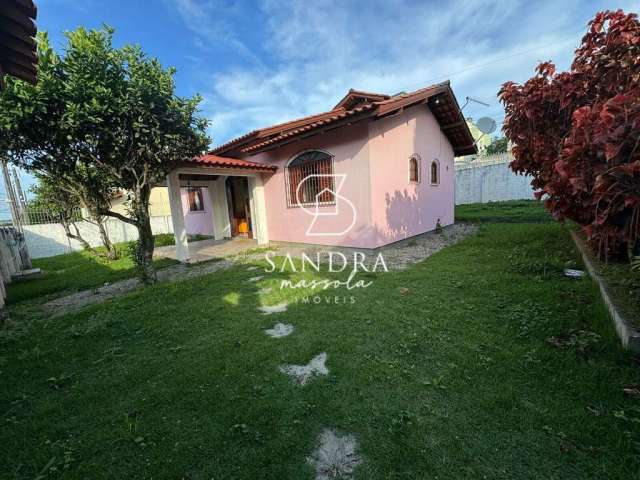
[211,81,477,157]
[186,154,277,172]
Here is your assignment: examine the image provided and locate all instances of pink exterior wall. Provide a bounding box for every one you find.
[248,123,375,248]
[367,104,455,247]
[242,104,455,249]
[181,187,214,237]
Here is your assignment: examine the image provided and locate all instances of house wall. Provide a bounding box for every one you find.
[180,187,214,236]
[247,122,374,248]
[242,105,455,249]
[109,187,171,217]
[367,104,455,247]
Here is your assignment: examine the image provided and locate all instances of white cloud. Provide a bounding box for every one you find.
[167,0,640,144]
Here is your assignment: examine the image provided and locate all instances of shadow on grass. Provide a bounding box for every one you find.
[6,245,177,305]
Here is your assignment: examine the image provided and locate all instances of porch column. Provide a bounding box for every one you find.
[210,176,231,240]
[166,171,189,262]
[248,174,269,245]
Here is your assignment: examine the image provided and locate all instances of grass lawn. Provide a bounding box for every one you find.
[455,199,551,223]
[1,205,639,478]
[6,244,177,305]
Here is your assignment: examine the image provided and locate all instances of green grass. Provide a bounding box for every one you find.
[6,244,177,305]
[1,211,639,478]
[153,233,214,247]
[456,199,551,223]
[599,263,640,329]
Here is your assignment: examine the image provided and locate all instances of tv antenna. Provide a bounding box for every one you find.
[461,96,490,110]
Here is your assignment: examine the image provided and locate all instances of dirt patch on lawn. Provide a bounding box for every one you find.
[265,323,294,338]
[308,429,362,480]
[280,352,328,385]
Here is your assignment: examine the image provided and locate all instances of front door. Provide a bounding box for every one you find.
[225,177,253,239]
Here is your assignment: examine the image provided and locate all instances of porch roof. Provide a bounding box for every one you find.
[185,154,277,173]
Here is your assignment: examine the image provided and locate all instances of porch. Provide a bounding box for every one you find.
[163,155,275,263]
[154,236,258,263]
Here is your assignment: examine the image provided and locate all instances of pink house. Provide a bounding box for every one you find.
[166,81,476,261]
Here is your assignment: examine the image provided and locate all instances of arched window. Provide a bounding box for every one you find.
[285,150,335,207]
[431,160,439,185]
[409,154,420,183]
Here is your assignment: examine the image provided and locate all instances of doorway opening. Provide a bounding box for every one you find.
[225,177,252,238]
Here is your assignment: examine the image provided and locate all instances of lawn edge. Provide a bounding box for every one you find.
[570,230,640,352]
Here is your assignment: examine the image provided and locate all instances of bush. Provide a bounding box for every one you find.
[154,233,175,247]
[500,10,640,259]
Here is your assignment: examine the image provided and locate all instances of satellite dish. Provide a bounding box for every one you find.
[476,117,497,135]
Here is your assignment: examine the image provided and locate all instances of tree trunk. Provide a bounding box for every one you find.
[135,208,156,284]
[61,219,95,253]
[96,218,118,259]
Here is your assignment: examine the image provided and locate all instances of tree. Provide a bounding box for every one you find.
[0,32,119,259]
[499,10,640,259]
[485,137,508,155]
[0,27,210,281]
[29,174,95,252]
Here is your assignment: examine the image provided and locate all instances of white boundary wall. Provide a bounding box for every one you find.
[455,153,536,205]
[24,215,173,259]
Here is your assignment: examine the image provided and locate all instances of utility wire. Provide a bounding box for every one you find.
[399,26,587,94]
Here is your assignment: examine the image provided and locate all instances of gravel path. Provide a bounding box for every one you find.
[42,223,477,316]
[43,259,233,317]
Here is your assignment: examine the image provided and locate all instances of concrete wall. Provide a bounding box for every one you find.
[455,155,535,205]
[24,216,173,259]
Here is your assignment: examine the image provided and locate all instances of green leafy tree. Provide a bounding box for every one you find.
[29,174,96,252]
[0,27,209,281]
[0,32,119,258]
[485,137,508,155]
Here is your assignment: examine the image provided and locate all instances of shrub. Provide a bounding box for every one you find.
[153,233,175,247]
[499,10,640,259]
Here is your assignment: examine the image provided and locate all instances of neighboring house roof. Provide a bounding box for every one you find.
[211,81,477,157]
[466,119,492,152]
[186,154,278,172]
[333,89,390,110]
[0,0,38,88]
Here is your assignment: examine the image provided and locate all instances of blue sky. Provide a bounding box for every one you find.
[2,0,637,216]
[37,0,638,144]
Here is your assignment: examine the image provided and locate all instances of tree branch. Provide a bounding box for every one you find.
[104,209,138,226]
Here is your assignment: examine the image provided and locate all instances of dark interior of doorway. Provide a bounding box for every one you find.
[225,177,252,238]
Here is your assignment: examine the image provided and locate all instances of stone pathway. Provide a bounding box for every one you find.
[43,259,233,317]
[258,303,288,314]
[264,323,294,338]
[279,352,329,385]
[308,429,362,480]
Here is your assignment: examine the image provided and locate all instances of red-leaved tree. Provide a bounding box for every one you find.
[499,10,640,259]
